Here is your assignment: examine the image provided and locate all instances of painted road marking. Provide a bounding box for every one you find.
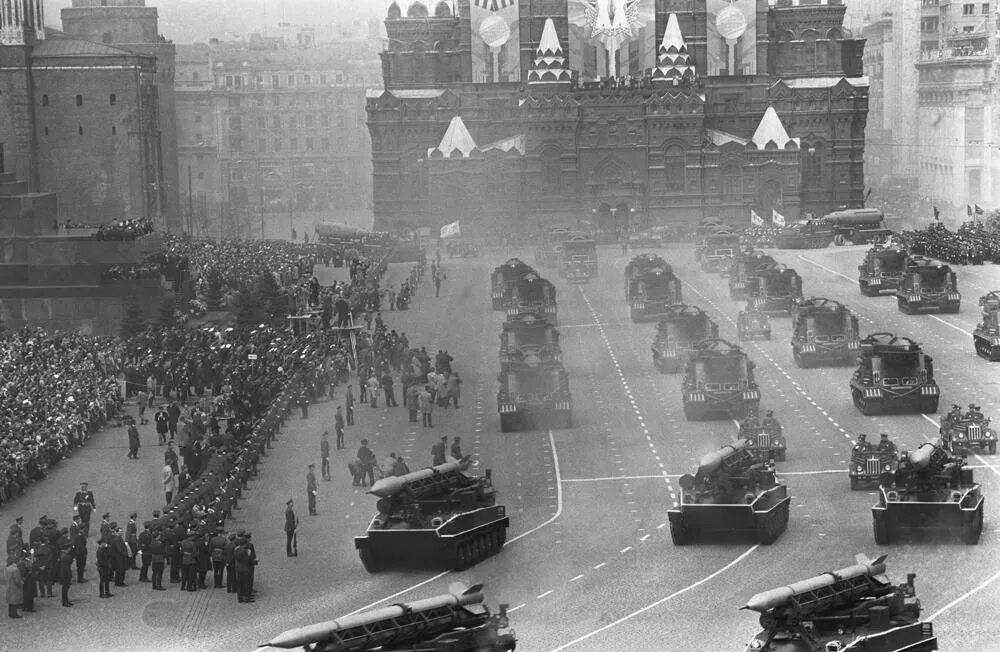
[927,568,1000,621]
[537,590,554,599]
[593,562,606,570]
[562,474,676,483]
[921,414,999,477]
[570,574,585,582]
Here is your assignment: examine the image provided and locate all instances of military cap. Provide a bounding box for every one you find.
[286,499,293,505]
[102,512,110,519]
[236,528,246,536]
[143,521,152,528]
[307,463,314,468]
[14,516,22,524]
[39,515,47,524]
[129,512,137,519]
[109,521,118,529]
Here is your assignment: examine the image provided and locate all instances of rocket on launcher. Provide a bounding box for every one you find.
[367,458,472,499]
[742,554,888,614]
[697,440,748,475]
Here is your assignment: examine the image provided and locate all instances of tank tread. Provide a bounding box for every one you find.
[452,524,508,570]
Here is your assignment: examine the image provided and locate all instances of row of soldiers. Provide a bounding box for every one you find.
[900,221,1000,265]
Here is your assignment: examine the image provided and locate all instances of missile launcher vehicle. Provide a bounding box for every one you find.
[858,244,908,296]
[682,338,760,420]
[624,254,683,322]
[790,297,861,368]
[737,305,772,342]
[700,228,742,273]
[823,207,892,245]
[850,333,938,416]
[973,290,1000,360]
[773,220,835,249]
[741,554,938,652]
[506,271,557,324]
[746,263,803,316]
[497,360,572,431]
[728,251,776,300]
[354,459,510,572]
[651,304,719,374]
[849,435,899,490]
[491,258,536,311]
[667,440,790,545]
[873,442,984,545]
[896,256,960,314]
[939,404,996,455]
[499,312,561,371]
[265,582,517,652]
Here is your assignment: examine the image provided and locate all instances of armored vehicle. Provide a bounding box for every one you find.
[896,256,960,314]
[651,304,718,374]
[694,218,725,261]
[354,460,510,572]
[266,582,517,652]
[823,208,892,245]
[858,244,909,296]
[849,435,899,490]
[536,227,571,267]
[790,297,861,368]
[973,291,1000,360]
[850,333,938,415]
[560,233,598,278]
[498,361,572,431]
[773,220,835,249]
[737,305,772,341]
[624,254,683,322]
[940,404,996,454]
[682,338,760,420]
[499,312,561,371]
[667,440,789,545]
[747,263,803,316]
[873,442,983,544]
[742,554,939,652]
[699,228,742,273]
[728,251,775,300]
[506,271,557,324]
[491,258,536,311]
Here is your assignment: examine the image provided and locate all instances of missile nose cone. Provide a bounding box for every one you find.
[368,476,402,498]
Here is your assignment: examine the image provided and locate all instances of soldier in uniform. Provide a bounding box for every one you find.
[854,433,870,451]
[284,499,298,557]
[72,482,96,538]
[96,536,113,598]
[32,534,53,599]
[878,433,896,453]
[71,515,87,584]
[148,529,166,590]
[137,521,152,582]
[432,436,448,466]
[109,523,128,587]
[210,527,227,588]
[99,512,112,543]
[179,532,196,592]
[28,517,46,549]
[56,537,74,607]
[234,536,254,603]
[18,554,35,613]
[321,430,332,479]
[306,465,318,515]
[125,513,139,569]
[224,532,238,593]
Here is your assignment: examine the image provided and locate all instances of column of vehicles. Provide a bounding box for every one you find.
[773,208,891,249]
[492,260,572,432]
[490,258,557,324]
[650,304,719,374]
[857,245,961,314]
[973,290,1000,361]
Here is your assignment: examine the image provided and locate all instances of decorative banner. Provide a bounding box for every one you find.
[706,0,757,76]
[772,209,786,227]
[568,0,656,80]
[750,209,763,226]
[471,0,520,83]
[440,220,461,239]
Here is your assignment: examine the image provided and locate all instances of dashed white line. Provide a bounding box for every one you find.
[537,590,554,600]
[570,574,585,583]
[593,562,606,570]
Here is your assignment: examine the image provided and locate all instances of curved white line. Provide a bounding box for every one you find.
[927,568,1000,621]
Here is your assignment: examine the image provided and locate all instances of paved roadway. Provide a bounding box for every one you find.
[5,248,1000,651]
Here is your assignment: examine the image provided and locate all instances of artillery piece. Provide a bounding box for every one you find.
[265,582,517,652]
[872,442,984,545]
[624,254,683,322]
[667,440,789,545]
[682,338,760,420]
[790,297,861,368]
[490,258,536,311]
[650,304,718,374]
[858,244,909,296]
[741,554,938,652]
[354,459,510,572]
[896,256,960,314]
[973,290,1000,360]
[850,332,939,415]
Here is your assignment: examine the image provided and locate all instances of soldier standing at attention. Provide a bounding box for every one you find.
[125,513,139,570]
[284,499,298,557]
[210,527,227,587]
[148,530,166,590]
[96,536,113,598]
[321,431,332,479]
[109,523,128,587]
[306,465,318,516]
[137,521,152,582]
[69,515,87,583]
[344,385,355,426]
[72,482,96,538]
[234,536,254,603]
[334,408,345,451]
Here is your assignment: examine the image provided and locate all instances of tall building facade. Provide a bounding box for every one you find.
[368,0,869,235]
[174,26,381,240]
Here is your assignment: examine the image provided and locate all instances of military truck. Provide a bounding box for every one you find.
[739,413,787,463]
[667,440,789,545]
[497,361,572,431]
[535,227,571,267]
[681,338,760,420]
[823,208,892,245]
[354,459,510,572]
[266,583,517,652]
[741,555,939,652]
[650,304,718,374]
[699,228,742,273]
[728,251,775,300]
[873,442,984,545]
[491,258,536,311]
[506,271,557,324]
[849,436,899,490]
[773,220,835,249]
[624,254,683,322]
[790,297,861,367]
[896,256,960,314]
[940,405,996,455]
[499,312,561,371]
[746,263,803,316]
[858,244,909,296]
[973,290,1000,360]
[850,332,938,415]
[560,233,598,278]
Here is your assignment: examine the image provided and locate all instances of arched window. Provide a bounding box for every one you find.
[540,147,561,192]
[664,145,686,192]
[722,163,743,201]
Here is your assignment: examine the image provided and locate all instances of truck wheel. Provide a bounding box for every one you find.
[358,547,384,573]
[963,506,984,545]
[920,397,939,414]
[669,520,690,546]
[873,513,892,545]
[793,350,810,369]
[756,518,779,545]
[989,441,997,455]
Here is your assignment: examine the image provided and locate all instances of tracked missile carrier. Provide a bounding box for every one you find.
[354,460,510,572]
[506,271,557,324]
[624,254,683,322]
[773,220,835,249]
[973,291,1000,360]
[849,437,899,490]
[728,251,775,300]
[266,582,517,652]
[747,263,803,316]
[873,442,983,545]
[491,258,536,311]
[682,338,760,420]
[737,304,772,342]
[651,304,719,374]
[700,228,742,273]
[896,256,960,314]
[497,360,572,431]
[741,554,938,652]
[850,333,939,415]
[824,208,893,245]
[560,233,598,278]
[499,312,561,371]
[667,440,789,545]
[858,244,908,296]
[790,297,861,368]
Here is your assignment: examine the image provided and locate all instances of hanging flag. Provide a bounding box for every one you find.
[974,204,984,215]
[933,206,940,221]
[967,205,973,217]
[439,220,461,239]
[772,209,786,227]
[474,0,514,9]
[750,209,763,226]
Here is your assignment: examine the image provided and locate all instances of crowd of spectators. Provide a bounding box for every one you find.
[100,263,161,282]
[898,219,1000,265]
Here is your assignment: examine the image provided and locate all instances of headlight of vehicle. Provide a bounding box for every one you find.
[856,465,863,472]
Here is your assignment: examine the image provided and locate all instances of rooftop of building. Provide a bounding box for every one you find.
[33,28,151,59]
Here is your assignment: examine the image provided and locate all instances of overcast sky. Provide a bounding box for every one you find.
[45,0,386,43]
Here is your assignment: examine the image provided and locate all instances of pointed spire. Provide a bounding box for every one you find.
[528,18,571,86]
[751,107,799,149]
[660,12,686,53]
[652,13,696,85]
[429,116,478,158]
[537,16,562,56]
